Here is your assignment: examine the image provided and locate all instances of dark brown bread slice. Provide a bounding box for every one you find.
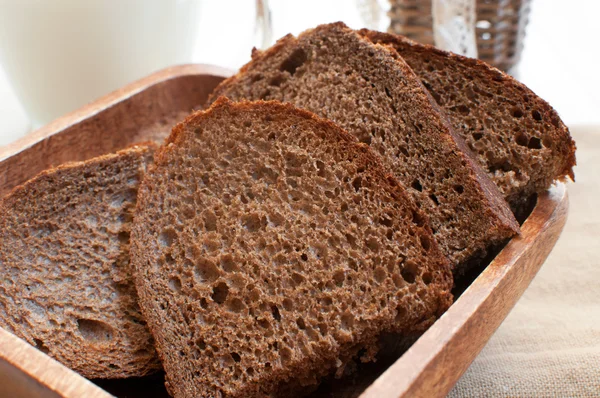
[130,98,453,397]
[362,29,577,209]
[207,22,519,271]
[0,144,160,379]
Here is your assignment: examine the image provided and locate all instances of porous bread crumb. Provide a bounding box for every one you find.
[0,144,160,379]
[362,29,577,210]
[131,99,453,397]
[207,22,519,272]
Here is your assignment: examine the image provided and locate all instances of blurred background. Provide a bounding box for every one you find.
[0,0,598,144]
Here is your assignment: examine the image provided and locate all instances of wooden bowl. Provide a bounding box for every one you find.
[0,65,569,398]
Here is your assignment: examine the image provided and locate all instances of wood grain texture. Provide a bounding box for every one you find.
[0,65,568,398]
[0,327,111,398]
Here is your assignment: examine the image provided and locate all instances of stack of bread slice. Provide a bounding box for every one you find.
[0,23,575,398]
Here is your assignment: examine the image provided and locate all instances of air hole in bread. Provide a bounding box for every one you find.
[227,298,246,313]
[366,237,380,252]
[250,73,263,83]
[158,228,177,248]
[197,339,207,350]
[296,317,306,330]
[315,160,326,177]
[515,132,529,147]
[77,319,114,343]
[280,48,307,76]
[422,272,433,285]
[528,137,542,149]
[269,75,285,87]
[392,274,406,288]
[395,305,407,321]
[379,216,393,227]
[211,282,229,304]
[351,176,362,191]
[117,230,130,244]
[429,194,439,206]
[168,277,182,293]
[386,229,394,240]
[333,270,345,286]
[531,110,543,121]
[34,338,50,355]
[401,261,418,284]
[384,86,392,99]
[291,272,305,287]
[396,145,409,158]
[412,211,425,227]
[203,211,217,231]
[241,213,264,232]
[194,128,202,138]
[489,160,512,174]
[455,105,470,115]
[453,185,464,194]
[282,298,293,311]
[271,305,281,321]
[511,107,524,118]
[257,319,270,329]
[420,235,431,251]
[318,323,328,336]
[220,255,238,272]
[374,266,386,283]
[411,179,423,192]
[195,259,220,282]
[231,352,241,363]
[340,313,354,330]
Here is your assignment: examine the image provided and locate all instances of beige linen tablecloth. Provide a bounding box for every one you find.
[449,126,600,397]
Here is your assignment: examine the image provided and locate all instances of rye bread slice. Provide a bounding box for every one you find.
[130,98,453,397]
[362,29,577,209]
[0,144,160,379]
[206,22,519,271]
